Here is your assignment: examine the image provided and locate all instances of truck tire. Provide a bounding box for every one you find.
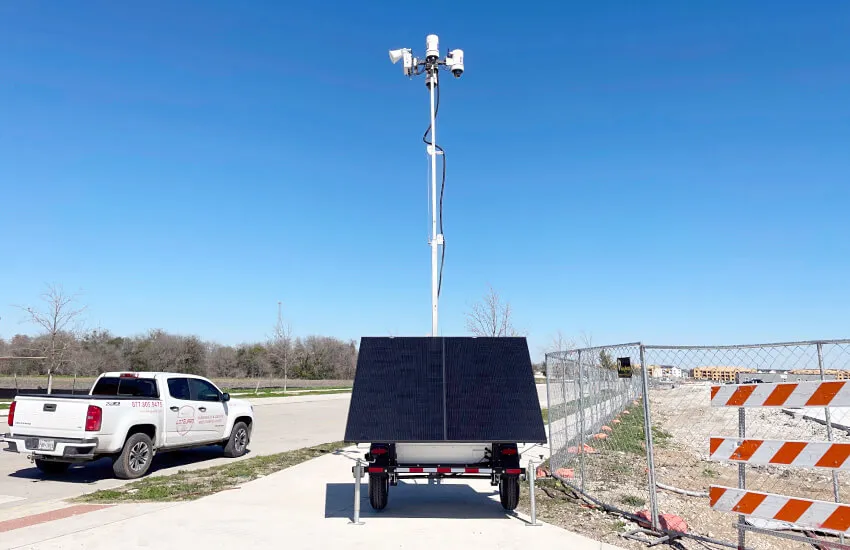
[368,473,389,510]
[34,459,70,476]
[499,475,520,511]
[223,421,250,458]
[113,432,154,480]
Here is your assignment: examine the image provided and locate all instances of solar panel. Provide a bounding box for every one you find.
[344,336,546,443]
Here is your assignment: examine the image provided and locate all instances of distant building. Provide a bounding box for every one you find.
[789,369,850,380]
[692,366,757,383]
[737,372,834,384]
[646,365,684,378]
[659,365,684,378]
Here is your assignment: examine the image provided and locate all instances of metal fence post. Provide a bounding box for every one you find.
[639,345,660,531]
[818,342,843,545]
[527,459,541,527]
[545,354,553,462]
[560,355,568,475]
[577,350,586,492]
[737,406,746,550]
[350,459,364,525]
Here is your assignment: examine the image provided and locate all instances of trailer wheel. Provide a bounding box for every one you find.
[368,473,389,510]
[499,475,520,510]
[34,460,70,476]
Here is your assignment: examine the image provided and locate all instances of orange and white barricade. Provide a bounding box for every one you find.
[710,487,850,533]
[710,438,850,470]
[711,380,850,408]
[709,380,850,535]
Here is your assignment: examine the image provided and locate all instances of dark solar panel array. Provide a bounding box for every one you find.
[344,337,546,443]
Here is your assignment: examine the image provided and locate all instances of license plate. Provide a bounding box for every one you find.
[37,439,55,451]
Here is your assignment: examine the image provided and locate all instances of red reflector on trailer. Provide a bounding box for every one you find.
[409,467,423,473]
[437,467,451,473]
[505,468,522,475]
[465,468,479,474]
[500,448,517,455]
[370,447,387,455]
[368,467,384,473]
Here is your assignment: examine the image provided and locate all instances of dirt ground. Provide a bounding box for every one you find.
[538,382,850,549]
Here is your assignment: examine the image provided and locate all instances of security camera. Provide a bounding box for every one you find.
[388,49,405,64]
[389,48,415,76]
[426,34,439,62]
[446,49,464,78]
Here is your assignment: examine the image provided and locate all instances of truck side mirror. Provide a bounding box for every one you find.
[221,392,231,402]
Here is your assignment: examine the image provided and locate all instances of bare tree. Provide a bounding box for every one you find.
[536,330,574,374]
[465,285,521,337]
[14,284,87,386]
[548,330,574,354]
[267,302,293,393]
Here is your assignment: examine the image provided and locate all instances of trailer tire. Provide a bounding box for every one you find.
[34,460,69,476]
[113,432,153,480]
[499,475,520,511]
[369,473,389,510]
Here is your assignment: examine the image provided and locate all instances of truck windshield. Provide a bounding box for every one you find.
[91,377,159,398]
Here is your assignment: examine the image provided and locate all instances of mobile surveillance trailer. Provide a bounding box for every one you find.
[345,336,546,510]
[344,35,546,512]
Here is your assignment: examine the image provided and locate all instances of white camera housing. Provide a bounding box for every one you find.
[426,34,439,62]
[446,49,464,78]
[389,48,416,76]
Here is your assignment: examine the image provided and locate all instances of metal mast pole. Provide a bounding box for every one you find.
[427,66,440,336]
[389,35,463,337]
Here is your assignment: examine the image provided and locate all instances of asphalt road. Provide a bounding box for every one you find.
[0,394,352,519]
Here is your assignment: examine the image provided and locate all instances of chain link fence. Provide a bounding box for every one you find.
[546,339,850,550]
[546,344,649,517]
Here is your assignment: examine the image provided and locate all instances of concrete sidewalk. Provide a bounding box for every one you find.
[1,444,623,550]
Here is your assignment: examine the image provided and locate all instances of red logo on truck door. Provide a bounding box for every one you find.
[176,406,195,436]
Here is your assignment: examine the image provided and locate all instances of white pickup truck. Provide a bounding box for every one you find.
[1,372,254,479]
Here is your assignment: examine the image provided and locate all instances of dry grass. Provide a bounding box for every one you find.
[76,441,345,503]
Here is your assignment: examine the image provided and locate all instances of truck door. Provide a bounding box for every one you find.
[164,377,202,446]
[187,378,227,443]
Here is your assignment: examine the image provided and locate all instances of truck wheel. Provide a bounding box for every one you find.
[34,460,70,476]
[499,475,520,511]
[113,432,153,480]
[223,421,249,458]
[368,473,389,510]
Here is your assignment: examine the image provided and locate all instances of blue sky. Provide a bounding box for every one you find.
[1,1,848,359]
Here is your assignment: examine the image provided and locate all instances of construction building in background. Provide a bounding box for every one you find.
[737,372,834,384]
[789,369,850,380]
[646,365,686,378]
[692,366,757,383]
